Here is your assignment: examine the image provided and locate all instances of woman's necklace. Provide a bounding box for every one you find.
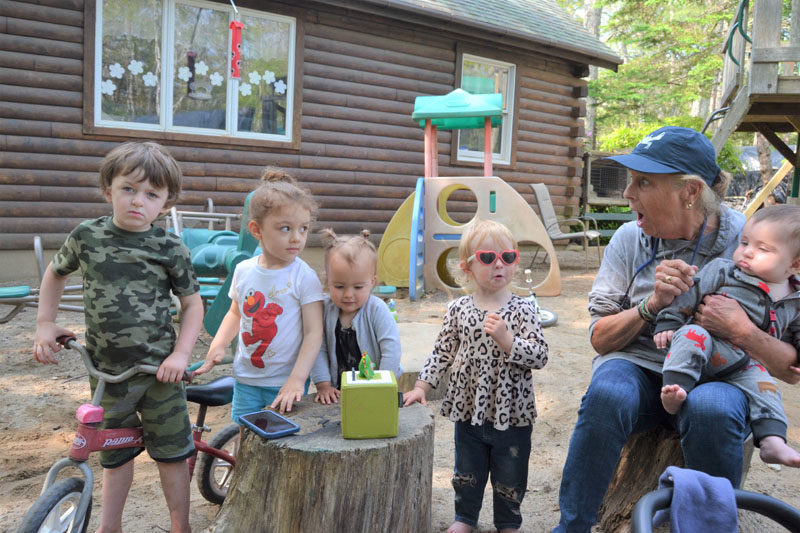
[688,215,708,266]
[621,214,711,309]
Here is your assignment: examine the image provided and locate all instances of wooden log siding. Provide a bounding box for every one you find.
[4,0,84,28]
[0,51,84,76]
[0,0,591,251]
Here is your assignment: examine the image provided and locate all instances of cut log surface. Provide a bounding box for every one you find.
[598,427,685,533]
[211,397,434,533]
[597,425,755,533]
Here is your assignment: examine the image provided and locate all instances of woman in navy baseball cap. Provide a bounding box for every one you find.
[553,127,800,532]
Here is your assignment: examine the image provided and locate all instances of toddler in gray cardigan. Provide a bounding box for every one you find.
[312,229,402,403]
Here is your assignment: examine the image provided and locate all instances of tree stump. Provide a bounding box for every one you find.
[397,369,450,401]
[211,397,434,532]
[597,426,755,532]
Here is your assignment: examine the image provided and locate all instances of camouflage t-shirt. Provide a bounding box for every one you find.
[52,216,199,373]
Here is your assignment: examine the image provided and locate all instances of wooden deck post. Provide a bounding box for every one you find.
[751,0,781,94]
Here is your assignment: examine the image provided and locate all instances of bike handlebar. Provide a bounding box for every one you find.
[57,336,193,384]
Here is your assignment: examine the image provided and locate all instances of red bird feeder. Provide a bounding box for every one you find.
[229,20,244,79]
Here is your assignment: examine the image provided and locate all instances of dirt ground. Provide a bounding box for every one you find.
[2,250,799,532]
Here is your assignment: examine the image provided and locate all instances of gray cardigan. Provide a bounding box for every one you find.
[311,295,403,387]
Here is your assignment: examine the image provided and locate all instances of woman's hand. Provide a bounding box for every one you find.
[694,294,749,343]
[697,294,799,383]
[648,259,699,313]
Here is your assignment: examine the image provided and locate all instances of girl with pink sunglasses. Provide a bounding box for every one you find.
[404,219,549,533]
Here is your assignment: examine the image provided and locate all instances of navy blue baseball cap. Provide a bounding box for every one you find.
[606,126,721,186]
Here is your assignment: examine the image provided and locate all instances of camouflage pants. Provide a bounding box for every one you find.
[90,374,194,468]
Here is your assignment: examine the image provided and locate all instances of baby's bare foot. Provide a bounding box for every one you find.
[447,521,473,533]
[661,384,687,414]
[759,435,800,467]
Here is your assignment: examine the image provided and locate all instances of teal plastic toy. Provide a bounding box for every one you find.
[411,89,502,130]
[181,229,238,253]
[202,191,260,336]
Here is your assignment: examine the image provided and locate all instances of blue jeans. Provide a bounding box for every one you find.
[452,420,532,530]
[231,381,282,425]
[554,359,749,533]
[231,379,309,424]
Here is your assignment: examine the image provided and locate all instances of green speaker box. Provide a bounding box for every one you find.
[340,370,398,439]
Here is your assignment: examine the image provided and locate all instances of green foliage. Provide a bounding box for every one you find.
[578,205,633,245]
[598,116,743,175]
[586,1,739,131]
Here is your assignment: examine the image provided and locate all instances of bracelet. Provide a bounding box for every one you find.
[637,294,656,323]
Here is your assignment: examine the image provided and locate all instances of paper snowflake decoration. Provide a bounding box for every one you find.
[101,79,117,95]
[273,79,287,95]
[239,83,252,96]
[127,60,144,75]
[210,72,223,86]
[195,61,209,76]
[263,70,276,84]
[108,63,125,79]
[177,66,191,82]
[142,72,158,87]
[248,71,262,84]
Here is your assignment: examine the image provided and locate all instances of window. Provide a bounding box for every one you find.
[458,54,515,165]
[94,0,295,142]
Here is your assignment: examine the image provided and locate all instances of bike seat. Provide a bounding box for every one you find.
[186,375,235,406]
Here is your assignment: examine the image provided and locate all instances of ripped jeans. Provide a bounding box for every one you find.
[452,420,532,530]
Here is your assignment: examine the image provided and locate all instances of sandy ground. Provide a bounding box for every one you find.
[2,250,799,532]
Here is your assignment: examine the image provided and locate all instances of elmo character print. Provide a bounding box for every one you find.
[241,289,282,368]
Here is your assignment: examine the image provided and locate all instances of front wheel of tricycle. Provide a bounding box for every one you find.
[197,423,240,505]
[17,477,91,533]
[538,308,558,327]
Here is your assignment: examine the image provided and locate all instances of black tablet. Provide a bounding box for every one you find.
[240,410,300,440]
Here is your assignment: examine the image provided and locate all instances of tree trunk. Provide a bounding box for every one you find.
[584,4,602,150]
[756,132,774,186]
[597,426,754,532]
[211,398,434,532]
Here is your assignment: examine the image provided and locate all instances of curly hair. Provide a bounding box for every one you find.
[248,167,318,224]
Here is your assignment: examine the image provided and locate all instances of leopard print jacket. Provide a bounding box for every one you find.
[418,294,548,430]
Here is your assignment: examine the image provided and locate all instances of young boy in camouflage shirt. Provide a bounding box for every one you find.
[33,142,203,533]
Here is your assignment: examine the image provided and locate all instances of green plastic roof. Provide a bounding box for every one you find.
[412,89,502,130]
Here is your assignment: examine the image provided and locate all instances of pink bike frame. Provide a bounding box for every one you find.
[70,422,144,462]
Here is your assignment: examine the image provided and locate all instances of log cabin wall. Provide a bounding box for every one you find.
[0,0,589,251]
